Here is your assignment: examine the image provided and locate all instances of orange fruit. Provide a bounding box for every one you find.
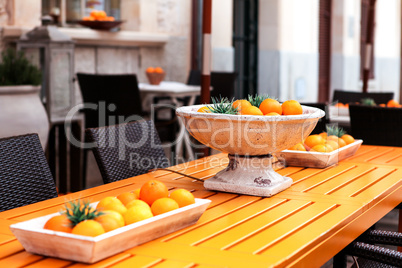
[154,67,164,73]
[140,180,169,206]
[325,140,339,150]
[304,135,325,149]
[151,198,179,216]
[72,220,105,237]
[326,135,339,142]
[334,103,345,107]
[133,188,141,199]
[319,132,328,139]
[387,99,399,107]
[259,98,282,115]
[240,106,263,116]
[232,99,252,114]
[170,189,195,208]
[197,106,212,113]
[379,103,386,107]
[125,199,151,210]
[327,137,347,148]
[265,112,281,116]
[146,67,155,73]
[43,214,73,233]
[288,143,306,151]
[96,197,127,215]
[310,144,333,153]
[117,192,138,206]
[341,134,355,145]
[124,206,153,225]
[95,210,125,232]
[282,100,303,115]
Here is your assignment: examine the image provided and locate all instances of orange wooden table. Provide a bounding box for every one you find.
[0,145,401,267]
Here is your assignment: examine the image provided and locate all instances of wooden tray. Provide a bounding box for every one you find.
[10,198,210,263]
[279,140,363,168]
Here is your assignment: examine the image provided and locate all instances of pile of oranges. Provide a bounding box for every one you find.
[288,132,355,153]
[146,67,165,85]
[146,66,164,74]
[44,180,195,237]
[335,99,401,108]
[199,98,304,116]
[82,10,115,21]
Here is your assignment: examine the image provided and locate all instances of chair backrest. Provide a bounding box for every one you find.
[186,70,238,103]
[86,120,169,184]
[333,90,394,105]
[76,73,144,129]
[210,72,238,100]
[349,104,402,146]
[300,103,328,134]
[0,134,58,212]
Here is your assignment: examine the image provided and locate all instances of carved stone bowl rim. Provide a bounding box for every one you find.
[176,104,325,122]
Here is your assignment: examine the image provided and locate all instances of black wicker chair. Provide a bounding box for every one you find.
[334,229,402,267]
[332,89,394,105]
[0,133,58,212]
[349,104,402,146]
[335,104,402,267]
[77,73,176,185]
[85,120,169,184]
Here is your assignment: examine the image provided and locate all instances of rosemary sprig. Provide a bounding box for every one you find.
[326,125,346,137]
[247,94,272,107]
[206,96,238,114]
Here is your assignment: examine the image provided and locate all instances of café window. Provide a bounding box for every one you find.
[42,0,121,26]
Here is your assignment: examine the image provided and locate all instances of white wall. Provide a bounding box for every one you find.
[331,0,361,99]
[372,0,401,100]
[211,0,234,71]
[258,0,319,102]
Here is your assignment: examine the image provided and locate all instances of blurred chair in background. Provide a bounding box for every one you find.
[349,104,402,146]
[186,69,238,103]
[300,103,328,134]
[77,73,175,186]
[332,89,394,105]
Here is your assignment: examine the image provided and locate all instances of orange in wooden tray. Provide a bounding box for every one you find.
[124,206,153,225]
[95,210,125,232]
[151,197,179,216]
[96,196,127,215]
[170,189,195,208]
[72,220,105,237]
[140,180,169,205]
[117,192,138,206]
[125,199,150,210]
[44,214,73,233]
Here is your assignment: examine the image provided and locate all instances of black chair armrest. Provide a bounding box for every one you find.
[357,229,402,247]
[345,241,402,267]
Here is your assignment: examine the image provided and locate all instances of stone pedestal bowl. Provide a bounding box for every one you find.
[176,104,325,197]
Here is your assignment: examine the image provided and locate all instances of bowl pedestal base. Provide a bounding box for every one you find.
[204,154,293,197]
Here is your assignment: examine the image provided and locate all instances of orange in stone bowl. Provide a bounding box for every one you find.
[145,67,165,85]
